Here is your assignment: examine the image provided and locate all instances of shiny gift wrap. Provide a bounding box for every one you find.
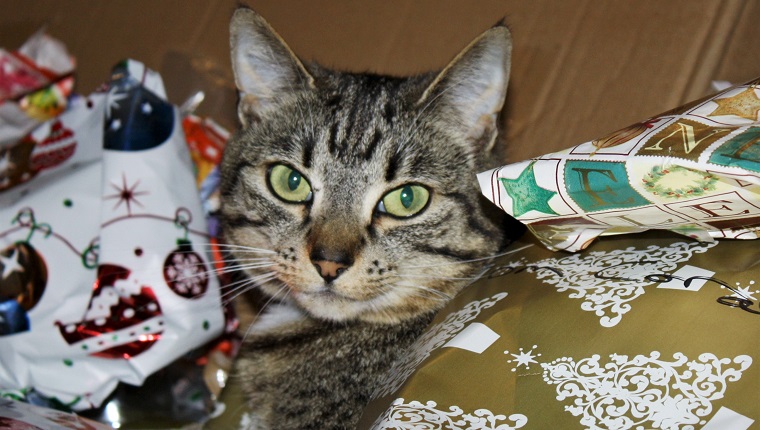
[479,79,760,251]
[0,398,110,429]
[359,231,760,429]
[0,60,225,411]
[0,31,75,150]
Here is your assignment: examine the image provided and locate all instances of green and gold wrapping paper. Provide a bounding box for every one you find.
[359,232,760,429]
[479,80,760,252]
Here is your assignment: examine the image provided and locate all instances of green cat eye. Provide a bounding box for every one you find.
[377,184,430,218]
[268,164,313,203]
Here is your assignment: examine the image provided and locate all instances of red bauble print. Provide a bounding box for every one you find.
[0,241,47,336]
[163,239,209,299]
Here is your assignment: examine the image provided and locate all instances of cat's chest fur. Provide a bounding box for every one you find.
[238,304,432,429]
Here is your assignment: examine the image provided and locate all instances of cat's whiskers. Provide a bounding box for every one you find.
[399,244,533,270]
[209,243,277,254]
[222,272,280,305]
[219,277,260,303]
[168,256,273,277]
[210,260,276,278]
[214,257,274,268]
[393,273,480,281]
[241,282,292,342]
[216,255,274,265]
[393,281,453,301]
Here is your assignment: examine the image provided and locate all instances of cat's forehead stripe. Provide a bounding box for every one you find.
[323,87,393,162]
[302,136,314,168]
[385,149,401,182]
[362,129,383,161]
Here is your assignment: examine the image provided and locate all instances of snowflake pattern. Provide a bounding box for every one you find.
[164,250,208,298]
[372,293,508,399]
[104,173,148,216]
[541,351,752,430]
[371,398,528,430]
[505,345,542,372]
[729,280,759,302]
[529,241,717,327]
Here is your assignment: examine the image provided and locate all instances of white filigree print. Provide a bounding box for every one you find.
[372,293,508,399]
[372,398,528,430]
[531,241,716,327]
[542,351,752,430]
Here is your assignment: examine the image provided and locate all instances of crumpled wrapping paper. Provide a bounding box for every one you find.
[0,58,225,412]
[0,30,75,149]
[0,398,111,429]
[479,79,760,251]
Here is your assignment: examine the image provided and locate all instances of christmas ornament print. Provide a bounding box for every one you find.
[56,264,164,359]
[163,238,209,299]
[0,241,47,336]
[103,63,174,152]
[0,137,37,192]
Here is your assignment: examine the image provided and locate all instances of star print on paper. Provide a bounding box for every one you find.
[505,345,542,372]
[106,87,129,123]
[0,249,23,279]
[105,173,149,215]
[0,150,15,174]
[731,280,759,301]
[710,87,760,120]
[499,162,558,217]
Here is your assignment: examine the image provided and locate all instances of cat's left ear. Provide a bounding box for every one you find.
[419,24,512,154]
[230,8,315,126]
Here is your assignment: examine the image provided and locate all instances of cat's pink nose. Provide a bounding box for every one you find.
[312,260,348,283]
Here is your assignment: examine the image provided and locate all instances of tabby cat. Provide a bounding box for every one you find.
[220,7,520,429]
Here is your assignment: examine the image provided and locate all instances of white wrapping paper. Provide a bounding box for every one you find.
[0,60,225,410]
[480,79,760,251]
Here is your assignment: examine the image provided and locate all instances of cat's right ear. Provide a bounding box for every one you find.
[417,24,512,155]
[230,8,315,126]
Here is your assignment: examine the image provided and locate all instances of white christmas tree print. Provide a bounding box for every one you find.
[540,351,752,430]
[372,398,528,430]
[529,241,716,327]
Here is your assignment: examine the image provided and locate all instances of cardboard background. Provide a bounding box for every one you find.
[4,1,760,163]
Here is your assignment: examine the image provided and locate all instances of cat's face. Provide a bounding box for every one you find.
[220,9,515,324]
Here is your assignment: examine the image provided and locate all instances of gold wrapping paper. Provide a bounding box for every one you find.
[360,231,760,429]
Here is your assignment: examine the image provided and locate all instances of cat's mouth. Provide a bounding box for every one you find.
[283,280,391,322]
[292,284,359,302]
